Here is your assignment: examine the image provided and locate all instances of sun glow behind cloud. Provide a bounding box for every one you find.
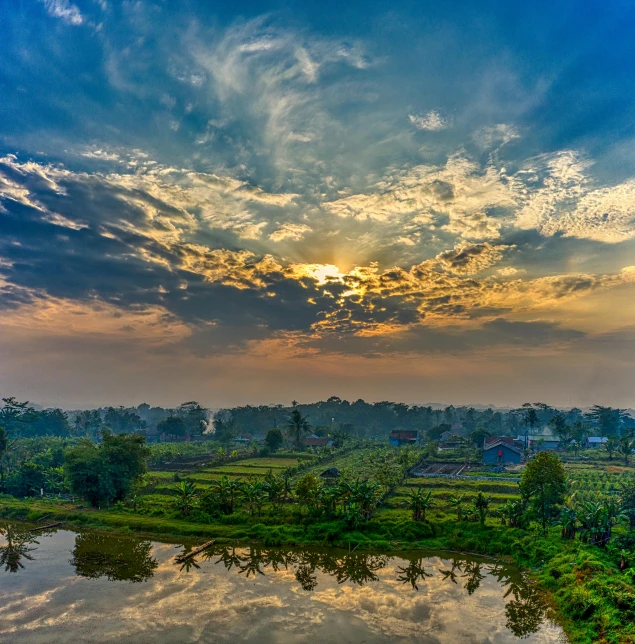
[2,2,635,406]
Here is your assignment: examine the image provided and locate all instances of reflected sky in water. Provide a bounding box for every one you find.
[0,525,565,643]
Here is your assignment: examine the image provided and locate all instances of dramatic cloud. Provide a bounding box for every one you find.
[2,2,635,406]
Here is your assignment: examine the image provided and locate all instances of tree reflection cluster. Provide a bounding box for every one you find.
[175,544,547,637]
[0,523,547,639]
[0,524,40,573]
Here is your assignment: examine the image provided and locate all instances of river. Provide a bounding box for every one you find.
[0,523,565,643]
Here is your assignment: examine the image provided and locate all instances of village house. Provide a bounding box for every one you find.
[320,467,341,484]
[516,432,561,451]
[388,430,419,446]
[483,438,523,464]
[303,436,334,447]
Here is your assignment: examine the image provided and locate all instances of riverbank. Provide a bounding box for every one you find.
[2,495,633,644]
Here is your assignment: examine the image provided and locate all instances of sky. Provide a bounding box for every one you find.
[1,0,635,409]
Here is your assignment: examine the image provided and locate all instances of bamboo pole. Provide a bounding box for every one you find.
[175,539,216,563]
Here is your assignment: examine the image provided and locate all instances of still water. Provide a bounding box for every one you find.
[0,523,565,643]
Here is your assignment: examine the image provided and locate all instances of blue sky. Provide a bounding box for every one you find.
[1,0,635,408]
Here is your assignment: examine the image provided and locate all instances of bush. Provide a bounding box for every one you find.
[5,462,46,497]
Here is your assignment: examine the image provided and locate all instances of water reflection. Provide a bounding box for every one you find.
[0,523,550,641]
[0,524,40,573]
[70,532,158,582]
[174,544,547,638]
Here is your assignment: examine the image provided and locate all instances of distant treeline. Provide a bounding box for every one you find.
[0,398,208,439]
[1,395,633,440]
[215,399,634,439]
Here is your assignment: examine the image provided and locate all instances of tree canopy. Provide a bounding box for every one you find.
[64,431,149,507]
[519,452,566,532]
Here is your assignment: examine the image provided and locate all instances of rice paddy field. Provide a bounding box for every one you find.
[141,446,635,527]
[5,444,635,643]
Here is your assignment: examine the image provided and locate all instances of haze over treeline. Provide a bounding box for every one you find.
[2,396,633,440]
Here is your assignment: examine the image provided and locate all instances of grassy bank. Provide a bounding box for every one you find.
[2,493,633,644]
[3,446,635,644]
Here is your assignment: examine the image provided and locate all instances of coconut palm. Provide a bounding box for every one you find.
[286,409,311,448]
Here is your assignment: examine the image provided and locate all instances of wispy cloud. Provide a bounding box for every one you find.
[40,0,84,26]
[408,110,450,131]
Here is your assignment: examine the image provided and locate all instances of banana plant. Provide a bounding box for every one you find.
[175,481,198,516]
[448,494,465,521]
[408,489,433,521]
[242,481,266,516]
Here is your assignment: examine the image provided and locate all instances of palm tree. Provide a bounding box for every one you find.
[618,433,635,465]
[605,437,619,461]
[175,481,198,516]
[286,409,311,448]
[448,494,465,521]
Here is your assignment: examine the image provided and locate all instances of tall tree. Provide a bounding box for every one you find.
[0,426,9,489]
[213,411,236,444]
[157,416,187,439]
[264,428,284,452]
[519,452,566,533]
[521,404,540,450]
[586,406,626,437]
[618,432,635,465]
[64,432,149,506]
[286,409,311,448]
[177,402,208,436]
[570,420,590,457]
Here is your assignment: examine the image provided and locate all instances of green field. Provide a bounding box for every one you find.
[4,446,635,643]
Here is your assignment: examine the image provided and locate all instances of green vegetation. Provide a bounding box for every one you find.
[3,396,635,643]
[64,432,149,507]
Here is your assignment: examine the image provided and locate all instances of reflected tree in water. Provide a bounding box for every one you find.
[0,524,38,573]
[505,583,546,638]
[396,558,432,590]
[213,545,243,571]
[462,561,485,595]
[439,558,464,584]
[179,557,201,573]
[295,564,318,591]
[486,563,547,637]
[169,543,547,637]
[178,546,388,588]
[71,532,158,582]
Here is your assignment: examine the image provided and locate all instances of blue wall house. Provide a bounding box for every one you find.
[483,439,523,464]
